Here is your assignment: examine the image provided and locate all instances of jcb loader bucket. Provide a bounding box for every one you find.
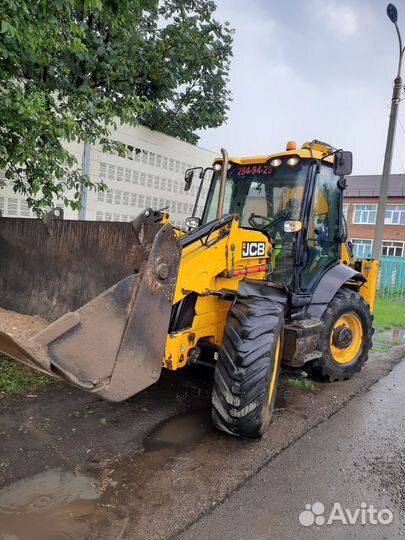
[0,211,181,401]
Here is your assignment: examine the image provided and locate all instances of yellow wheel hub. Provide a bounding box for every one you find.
[330,313,363,364]
[268,336,281,404]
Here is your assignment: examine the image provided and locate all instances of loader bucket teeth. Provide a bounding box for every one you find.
[0,217,181,401]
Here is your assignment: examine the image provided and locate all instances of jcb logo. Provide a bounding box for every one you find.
[242,242,266,258]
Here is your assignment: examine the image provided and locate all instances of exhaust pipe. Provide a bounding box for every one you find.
[216,148,229,219]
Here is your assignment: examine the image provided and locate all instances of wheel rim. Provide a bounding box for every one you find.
[330,313,363,364]
[268,336,281,404]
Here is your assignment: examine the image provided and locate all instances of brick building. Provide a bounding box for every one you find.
[344,174,405,258]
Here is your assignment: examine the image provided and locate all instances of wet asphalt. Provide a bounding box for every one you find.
[180,359,405,540]
[1,343,404,540]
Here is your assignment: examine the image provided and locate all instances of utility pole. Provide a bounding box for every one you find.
[372,3,404,260]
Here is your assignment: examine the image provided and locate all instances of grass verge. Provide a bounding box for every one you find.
[374,297,405,330]
[0,355,54,397]
[287,377,317,392]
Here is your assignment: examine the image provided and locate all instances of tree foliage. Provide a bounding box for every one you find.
[0,0,233,214]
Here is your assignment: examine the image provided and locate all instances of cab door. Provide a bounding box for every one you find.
[299,165,341,291]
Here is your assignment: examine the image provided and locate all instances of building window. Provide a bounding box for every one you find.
[114,190,122,205]
[385,204,405,225]
[351,239,373,259]
[126,145,134,160]
[125,168,131,183]
[353,204,377,224]
[7,198,18,216]
[20,201,30,217]
[141,150,148,164]
[108,165,115,181]
[382,241,404,257]
[99,162,107,179]
[343,204,349,220]
[117,167,124,182]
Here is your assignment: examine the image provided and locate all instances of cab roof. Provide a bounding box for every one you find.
[213,141,336,166]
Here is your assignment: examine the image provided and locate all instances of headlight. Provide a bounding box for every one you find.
[270,158,282,167]
[213,162,232,171]
[287,157,300,167]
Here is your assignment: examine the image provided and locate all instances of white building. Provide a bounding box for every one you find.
[0,124,217,227]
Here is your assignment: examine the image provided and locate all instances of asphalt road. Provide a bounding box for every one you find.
[180,359,405,540]
[0,344,404,540]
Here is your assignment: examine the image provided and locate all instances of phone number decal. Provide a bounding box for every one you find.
[236,165,274,176]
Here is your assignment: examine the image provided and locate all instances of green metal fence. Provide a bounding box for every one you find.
[377,256,405,300]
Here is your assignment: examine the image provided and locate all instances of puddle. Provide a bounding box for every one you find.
[0,468,127,540]
[144,409,212,452]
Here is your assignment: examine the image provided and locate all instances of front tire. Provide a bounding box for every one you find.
[212,295,284,438]
[308,287,373,381]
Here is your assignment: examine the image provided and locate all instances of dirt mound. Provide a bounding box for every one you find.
[0,309,49,340]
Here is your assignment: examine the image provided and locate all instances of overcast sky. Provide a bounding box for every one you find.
[198,0,405,175]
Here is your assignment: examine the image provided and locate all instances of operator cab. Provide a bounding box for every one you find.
[186,141,352,294]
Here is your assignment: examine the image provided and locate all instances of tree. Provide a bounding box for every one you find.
[0,0,233,215]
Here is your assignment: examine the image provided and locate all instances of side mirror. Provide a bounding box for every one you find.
[333,150,353,177]
[185,216,201,230]
[184,167,202,191]
[284,220,303,233]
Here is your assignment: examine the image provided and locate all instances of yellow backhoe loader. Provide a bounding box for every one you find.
[0,140,378,437]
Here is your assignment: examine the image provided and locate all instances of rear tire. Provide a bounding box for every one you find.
[307,287,373,381]
[212,295,284,438]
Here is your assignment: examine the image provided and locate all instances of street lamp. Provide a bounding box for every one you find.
[371,3,405,259]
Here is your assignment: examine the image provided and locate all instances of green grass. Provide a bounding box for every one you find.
[287,377,317,392]
[373,297,405,330]
[0,355,54,397]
